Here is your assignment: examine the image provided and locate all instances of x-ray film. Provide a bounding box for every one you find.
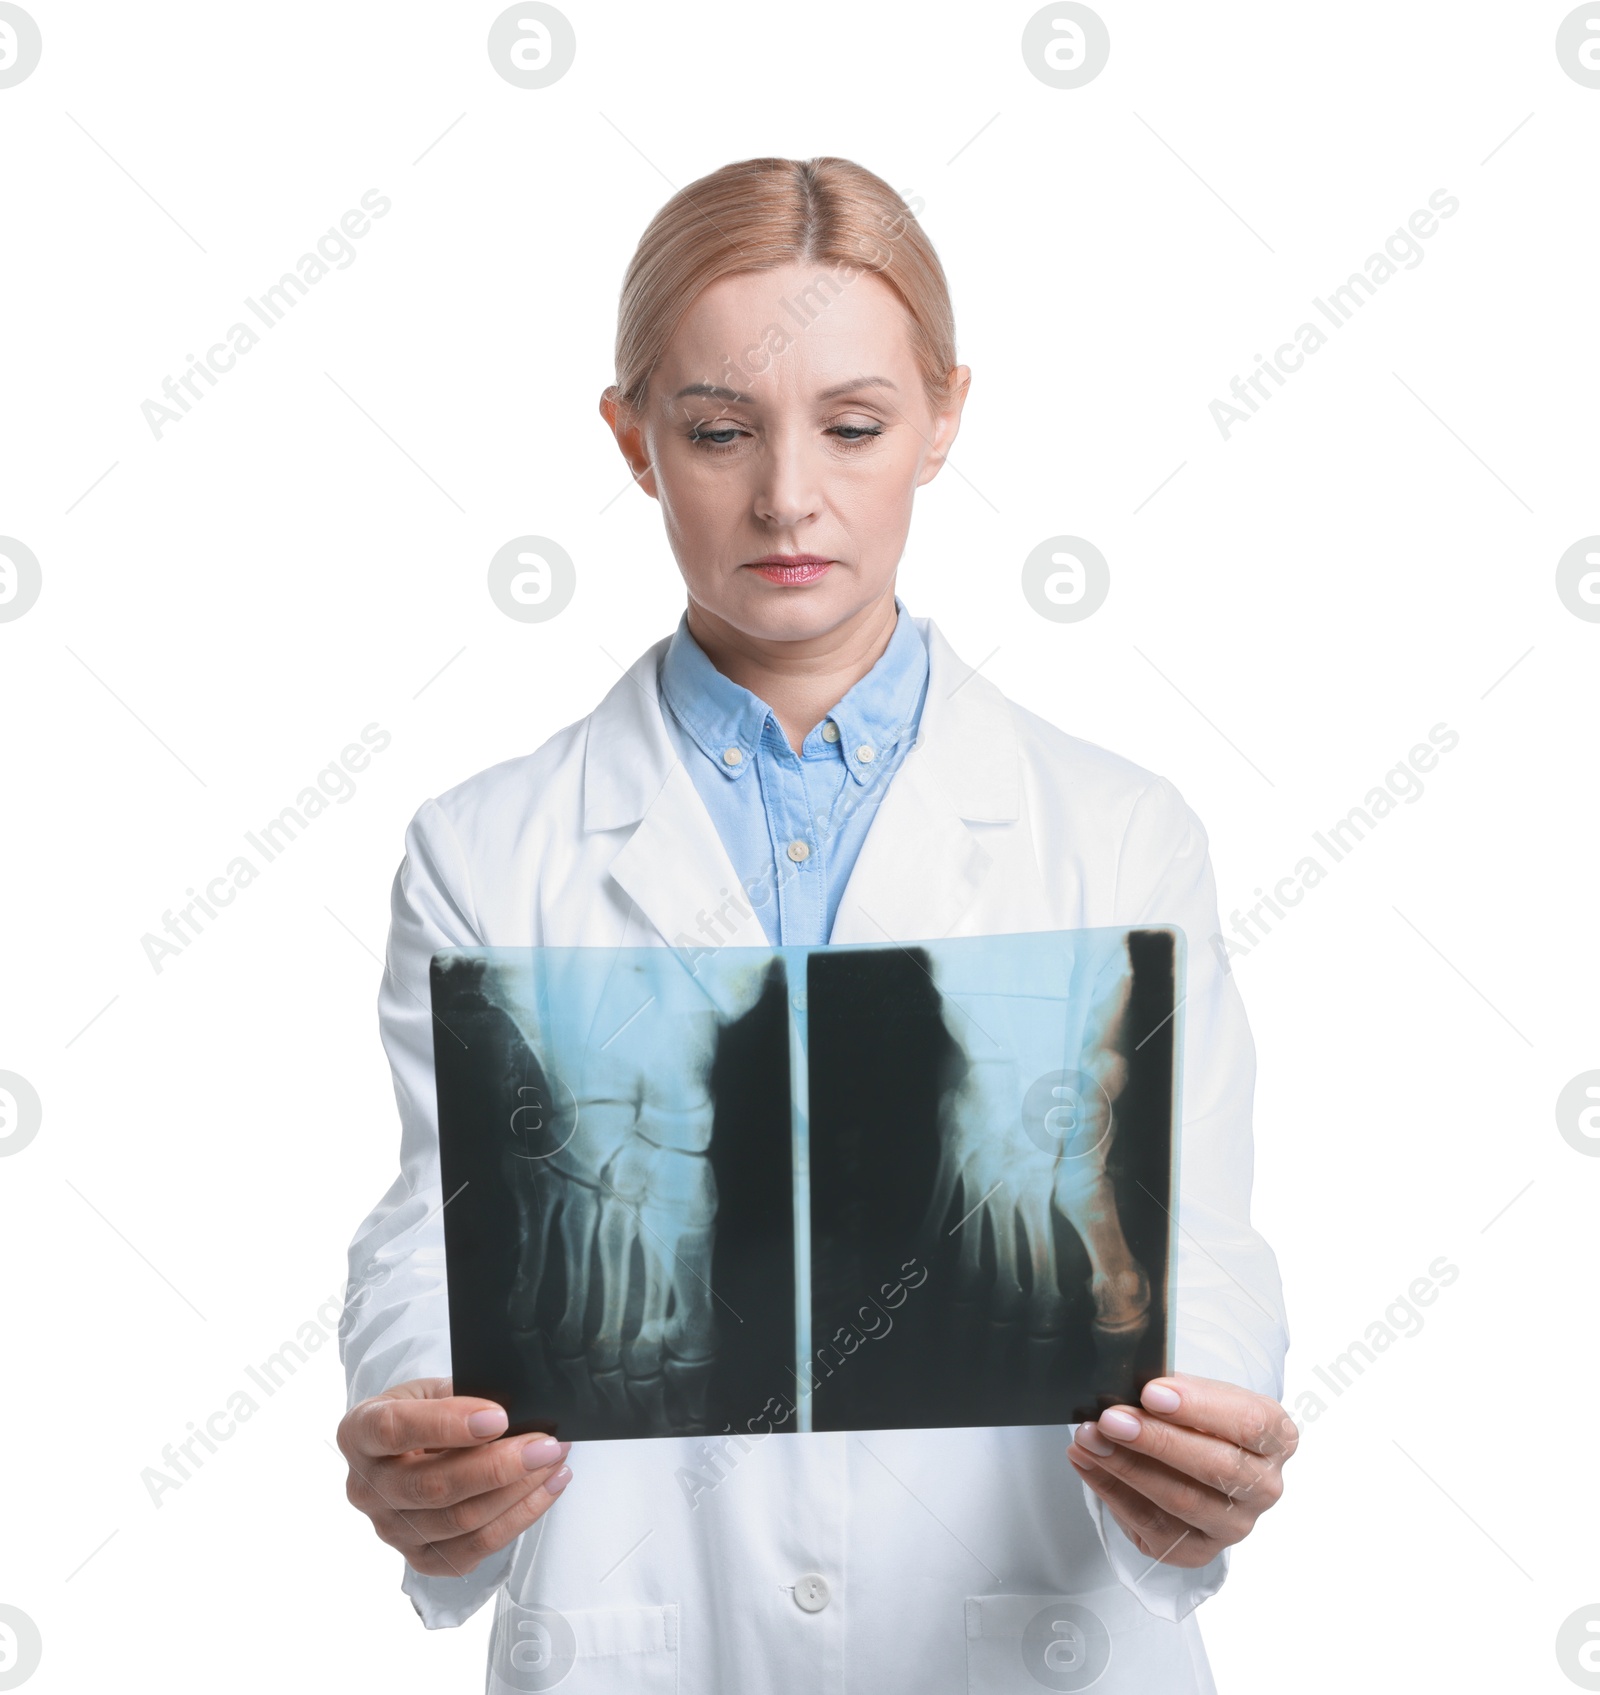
[430,929,1182,1441]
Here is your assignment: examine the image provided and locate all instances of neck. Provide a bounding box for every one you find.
[685,588,901,753]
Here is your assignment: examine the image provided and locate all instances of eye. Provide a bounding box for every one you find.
[688,424,747,451]
[827,423,884,446]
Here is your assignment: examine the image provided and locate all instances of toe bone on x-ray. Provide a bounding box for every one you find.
[925,932,1150,1344]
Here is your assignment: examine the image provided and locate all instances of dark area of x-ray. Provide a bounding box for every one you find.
[807,933,1173,1431]
[432,930,1176,1442]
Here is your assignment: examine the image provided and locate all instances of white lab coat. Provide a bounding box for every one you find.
[341,616,1288,1695]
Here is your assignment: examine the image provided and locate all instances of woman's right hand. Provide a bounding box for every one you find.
[336,1377,572,1577]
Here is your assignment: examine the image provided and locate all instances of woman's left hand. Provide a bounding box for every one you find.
[1067,1372,1297,1567]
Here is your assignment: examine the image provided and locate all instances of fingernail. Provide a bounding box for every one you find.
[1099,1408,1141,1440]
[1142,1382,1181,1414]
[1075,1421,1116,1457]
[467,1407,508,1439]
[521,1436,564,1470]
[1067,1446,1095,1469]
[544,1464,573,1497]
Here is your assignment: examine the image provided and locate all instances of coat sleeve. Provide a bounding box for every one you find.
[338,797,516,1628]
[1080,774,1290,1622]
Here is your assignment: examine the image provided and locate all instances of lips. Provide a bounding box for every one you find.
[745,554,833,585]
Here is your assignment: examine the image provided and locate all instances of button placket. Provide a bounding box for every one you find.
[761,728,822,942]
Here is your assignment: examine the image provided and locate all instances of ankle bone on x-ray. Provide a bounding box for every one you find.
[920,931,1151,1347]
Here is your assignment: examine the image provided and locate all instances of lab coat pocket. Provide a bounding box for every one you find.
[963,1585,1205,1693]
[487,1597,679,1695]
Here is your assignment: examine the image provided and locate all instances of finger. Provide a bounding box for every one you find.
[361,1433,571,1514]
[367,1459,566,1544]
[407,1462,574,1579]
[1067,1450,1224,1568]
[345,1391,516,1460]
[334,1376,454,1454]
[1069,1440,1249,1543]
[366,1376,455,1402]
[1084,1409,1284,1507]
[1136,1375,1300,1461]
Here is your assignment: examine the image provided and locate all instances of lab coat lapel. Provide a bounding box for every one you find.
[829,618,1048,944]
[582,639,769,968]
[606,765,770,954]
[826,749,991,944]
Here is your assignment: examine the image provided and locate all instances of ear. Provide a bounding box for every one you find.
[598,385,659,501]
[914,365,972,488]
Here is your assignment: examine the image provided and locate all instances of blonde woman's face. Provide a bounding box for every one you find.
[603,262,969,644]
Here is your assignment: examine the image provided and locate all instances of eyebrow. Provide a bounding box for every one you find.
[673,382,754,403]
[818,375,897,401]
[670,375,899,405]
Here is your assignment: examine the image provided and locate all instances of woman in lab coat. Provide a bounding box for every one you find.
[337,156,1292,1694]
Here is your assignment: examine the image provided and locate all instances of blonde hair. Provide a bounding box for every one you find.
[611,156,957,414]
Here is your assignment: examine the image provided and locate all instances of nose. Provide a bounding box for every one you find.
[753,428,822,531]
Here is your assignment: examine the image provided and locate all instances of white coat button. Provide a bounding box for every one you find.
[793,1573,831,1612]
[721,746,743,766]
[855,744,875,763]
[821,721,840,743]
[786,839,810,863]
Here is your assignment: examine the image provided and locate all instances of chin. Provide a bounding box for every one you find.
[725,572,885,643]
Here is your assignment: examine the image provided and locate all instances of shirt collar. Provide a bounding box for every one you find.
[657,598,929,785]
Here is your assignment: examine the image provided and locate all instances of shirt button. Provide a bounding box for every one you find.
[793,1573,831,1613]
[855,745,875,764]
[721,747,743,766]
[821,721,840,743]
[786,839,810,863]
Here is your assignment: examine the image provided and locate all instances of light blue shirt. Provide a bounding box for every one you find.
[658,602,930,946]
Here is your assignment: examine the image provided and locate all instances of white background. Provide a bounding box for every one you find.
[1,1,1597,1689]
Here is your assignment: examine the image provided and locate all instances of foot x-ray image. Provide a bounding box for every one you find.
[430,928,1180,1441]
